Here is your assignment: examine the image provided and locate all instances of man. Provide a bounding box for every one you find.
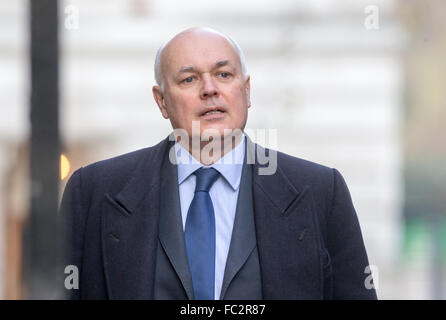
[61,27,377,300]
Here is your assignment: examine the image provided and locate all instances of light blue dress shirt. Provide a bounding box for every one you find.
[175,136,245,300]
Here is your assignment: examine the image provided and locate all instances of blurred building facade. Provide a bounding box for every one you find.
[399,0,446,299]
[0,0,444,299]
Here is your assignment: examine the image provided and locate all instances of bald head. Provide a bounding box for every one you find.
[154,27,247,91]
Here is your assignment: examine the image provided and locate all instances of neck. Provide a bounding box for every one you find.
[177,131,244,165]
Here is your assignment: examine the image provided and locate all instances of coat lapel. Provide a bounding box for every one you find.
[101,138,170,299]
[219,155,256,299]
[249,138,323,299]
[158,147,194,299]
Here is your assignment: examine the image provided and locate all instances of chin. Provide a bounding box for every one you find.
[200,123,229,135]
[199,128,226,140]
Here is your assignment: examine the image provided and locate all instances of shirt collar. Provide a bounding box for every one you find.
[175,135,245,191]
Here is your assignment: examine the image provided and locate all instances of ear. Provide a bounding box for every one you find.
[152,85,169,119]
[244,75,251,108]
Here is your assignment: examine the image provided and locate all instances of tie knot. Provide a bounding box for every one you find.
[194,167,220,192]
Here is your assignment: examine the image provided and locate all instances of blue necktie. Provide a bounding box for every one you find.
[185,167,220,300]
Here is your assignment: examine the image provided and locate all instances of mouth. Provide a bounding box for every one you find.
[199,106,226,119]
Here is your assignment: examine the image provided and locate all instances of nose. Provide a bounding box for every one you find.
[200,74,218,99]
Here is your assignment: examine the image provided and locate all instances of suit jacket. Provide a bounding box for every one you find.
[61,135,377,300]
[153,141,262,299]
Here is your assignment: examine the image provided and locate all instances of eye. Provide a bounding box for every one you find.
[219,72,230,79]
[182,76,194,83]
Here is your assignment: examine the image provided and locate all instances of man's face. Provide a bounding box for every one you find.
[153,30,251,140]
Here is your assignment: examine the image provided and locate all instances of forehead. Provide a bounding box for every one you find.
[162,32,240,74]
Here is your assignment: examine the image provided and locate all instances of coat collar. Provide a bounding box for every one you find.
[109,134,301,216]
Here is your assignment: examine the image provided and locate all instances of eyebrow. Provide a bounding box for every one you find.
[215,60,229,68]
[177,60,231,74]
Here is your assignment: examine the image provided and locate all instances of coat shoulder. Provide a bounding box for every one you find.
[68,138,168,196]
[82,147,150,177]
[276,150,335,188]
[273,150,339,222]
